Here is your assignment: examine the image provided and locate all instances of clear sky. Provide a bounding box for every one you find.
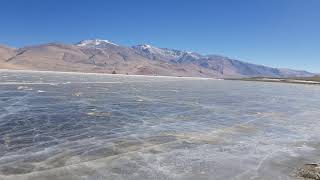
[0,0,319,72]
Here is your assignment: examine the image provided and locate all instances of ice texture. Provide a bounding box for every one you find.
[0,70,320,180]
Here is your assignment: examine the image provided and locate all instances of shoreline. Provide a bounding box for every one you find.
[0,68,220,80]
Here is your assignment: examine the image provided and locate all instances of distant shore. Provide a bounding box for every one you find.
[226,77,320,85]
[2,69,319,86]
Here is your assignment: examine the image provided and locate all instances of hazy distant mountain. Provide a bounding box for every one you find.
[0,39,314,78]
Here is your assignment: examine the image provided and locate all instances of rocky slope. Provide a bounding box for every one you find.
[0,39,314,78]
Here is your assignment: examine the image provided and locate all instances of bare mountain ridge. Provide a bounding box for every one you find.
[131,44,312,77]
[0,39,314,78]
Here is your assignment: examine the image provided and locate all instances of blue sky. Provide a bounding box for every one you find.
[0,0,319,72]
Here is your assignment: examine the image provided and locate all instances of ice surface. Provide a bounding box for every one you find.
[0,70,320,180]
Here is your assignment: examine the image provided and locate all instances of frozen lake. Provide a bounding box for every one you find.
[0,70,320,180]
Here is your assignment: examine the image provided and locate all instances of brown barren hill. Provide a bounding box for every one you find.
[0,39,315,78]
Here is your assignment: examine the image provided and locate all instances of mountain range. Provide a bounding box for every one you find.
[0,39,314,78]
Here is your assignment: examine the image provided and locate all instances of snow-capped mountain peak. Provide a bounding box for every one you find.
[139,44,152,49]
[132,44,203,62]
[133,44,158,51]
[76,39,118,47]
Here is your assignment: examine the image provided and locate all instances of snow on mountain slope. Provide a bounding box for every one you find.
[132,44,190,61]
[76,39,118,48]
